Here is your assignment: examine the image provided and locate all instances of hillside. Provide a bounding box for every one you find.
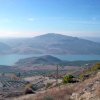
[15,55,62,66]
[71,72,100,100]
[1,33,100,55]
[11,63,100,100]
[0,42,11,54]
[15,55,100,67]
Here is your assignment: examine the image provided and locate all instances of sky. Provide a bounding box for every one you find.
[0,0,100,37]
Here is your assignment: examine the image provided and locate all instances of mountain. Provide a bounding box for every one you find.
[11,33,100,55]
[1,33,100,54]
[82,37,100,43]
[15,55,62,66]
[0,42,11,54]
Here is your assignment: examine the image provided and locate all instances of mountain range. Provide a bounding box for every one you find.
[0,33,100,55]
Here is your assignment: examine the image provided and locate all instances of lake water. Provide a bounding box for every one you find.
[0,54,100,66]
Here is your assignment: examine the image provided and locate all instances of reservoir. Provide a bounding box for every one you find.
[0,54,100,66]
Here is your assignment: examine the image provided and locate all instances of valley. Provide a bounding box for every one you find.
[0,34,100,100]
[0,0,100,99]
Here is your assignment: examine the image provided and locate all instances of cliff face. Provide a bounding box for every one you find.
[70,72,100,100]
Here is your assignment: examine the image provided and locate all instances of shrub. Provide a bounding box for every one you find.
[62,74,73,83]
[24,83,34,94]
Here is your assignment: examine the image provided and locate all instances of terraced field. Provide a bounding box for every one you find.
[0,76,29,99]
[0,75,47,100]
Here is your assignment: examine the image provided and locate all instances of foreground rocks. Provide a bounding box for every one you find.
[70,72,100,100]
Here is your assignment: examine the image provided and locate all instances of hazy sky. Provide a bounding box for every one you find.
[0,0,100,37]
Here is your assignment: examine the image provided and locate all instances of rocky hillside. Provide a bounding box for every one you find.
[71,71,100,100]
[10,63,100,100]
[10,71,100,100]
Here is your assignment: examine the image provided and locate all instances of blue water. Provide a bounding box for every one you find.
[0,54,100,66]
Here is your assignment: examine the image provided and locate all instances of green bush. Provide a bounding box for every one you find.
[62,74,73,83]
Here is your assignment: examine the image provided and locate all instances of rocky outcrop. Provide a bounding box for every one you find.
[70,72,100,100]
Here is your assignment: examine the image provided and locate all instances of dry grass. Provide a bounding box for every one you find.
[11,85,74,100]
[35,86,73,100]
[10,71,100,100]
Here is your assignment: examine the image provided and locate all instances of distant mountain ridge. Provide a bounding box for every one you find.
[0,33,100,54]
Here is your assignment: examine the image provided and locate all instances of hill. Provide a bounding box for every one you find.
[15,55,62,66]
[0,42,11,54]
[15,55,100,74]
[11,33,100,54]
[11,63,100,100]
[15,55,100,66]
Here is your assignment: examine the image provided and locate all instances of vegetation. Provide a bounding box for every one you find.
[62,74,74,83]
[79,62,100,80]
[91,62,100,71]
[24,83,34,94]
